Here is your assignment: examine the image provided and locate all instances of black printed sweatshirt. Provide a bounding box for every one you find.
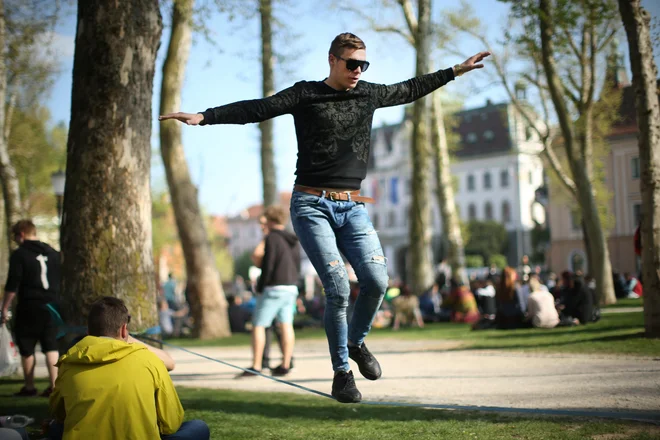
[200,68,455,189]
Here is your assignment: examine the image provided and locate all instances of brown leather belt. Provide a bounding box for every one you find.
[293,185,375,204]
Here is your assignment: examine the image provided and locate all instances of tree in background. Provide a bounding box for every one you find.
[61,0,162,331]
[259,0,276,207]
[464,220,508,266]
[618,0,660,336]
[448,0,621,304]
[159,0,231,338]
[0,0,62,254]
[8,109,66,216]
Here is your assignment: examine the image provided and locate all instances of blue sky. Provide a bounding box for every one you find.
[46,0,659,216]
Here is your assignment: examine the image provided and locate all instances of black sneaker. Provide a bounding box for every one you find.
[271,365,290,376]
[236,368,261,378]
[332,371,362,403]
[348,342,382,380]
[14,386,38,397]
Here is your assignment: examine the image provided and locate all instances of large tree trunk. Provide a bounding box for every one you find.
[159,0,230,338]
[430,92,467,285]
[259,0,277,208]
[0,0,22,252]
[60,0,161,330]
[408,0,434,294]
[0,195,7,287]
[619,0,660,336]
[573,166,616,304]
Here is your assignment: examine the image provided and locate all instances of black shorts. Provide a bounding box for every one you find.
[13,305,58,357]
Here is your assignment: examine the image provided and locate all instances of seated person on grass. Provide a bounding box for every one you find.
[48,296,209,440]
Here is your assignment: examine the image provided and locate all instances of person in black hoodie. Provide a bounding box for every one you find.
[238,205,300,378]
[1,220,61,397]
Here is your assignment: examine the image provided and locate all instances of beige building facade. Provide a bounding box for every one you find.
[547,84,642,275]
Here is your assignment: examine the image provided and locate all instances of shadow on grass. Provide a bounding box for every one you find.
[459,332,650,352]
[180,392,660,425]
[477,326,645,340]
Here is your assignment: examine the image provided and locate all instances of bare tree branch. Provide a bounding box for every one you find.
[597,26,619,52]
[539,0,577,157]
[579,20,589,107]
[4,90,17,144]
[339,4,415,45]
[564,69,583,106]
[397,0,418,35]
[560,27,582,59]
[374,25,415,45]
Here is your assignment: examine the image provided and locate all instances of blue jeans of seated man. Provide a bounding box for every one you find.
[290,190,389,372]
[49,420,210,440]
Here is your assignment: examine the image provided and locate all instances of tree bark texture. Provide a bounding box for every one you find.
[538,0,615,304]
[61,0,162,330]
[0,0,22,253]
[430,92,467,285]
[618,0,660,336]
[159,0,231,338]
[408,0,434,294]
[259,0,277,208]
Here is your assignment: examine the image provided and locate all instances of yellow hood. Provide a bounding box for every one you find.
[56,336,147,366]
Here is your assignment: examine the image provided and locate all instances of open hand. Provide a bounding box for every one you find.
[459,51,491,74]
[158,112,204,125]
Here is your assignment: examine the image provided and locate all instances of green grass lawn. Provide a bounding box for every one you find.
[604,297,644,308]
[3,379,659,440]
[167,311,659,357]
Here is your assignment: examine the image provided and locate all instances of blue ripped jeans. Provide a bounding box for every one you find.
[290,190,389,372]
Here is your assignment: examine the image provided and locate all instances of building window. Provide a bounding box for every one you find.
[467,174,475,191]
[483,172,492,189]
[467,132,478,143]
[485,202,493,220]
[481,113,488,121]
[631,157,640,179]
[500,169,509,188]
[633,203,642,227]
[570,210,581,231]
[464,114,472,122]
[468,204,477,220]
[372,213,379,229]
[502,201,511,223]
[483,130,494,141]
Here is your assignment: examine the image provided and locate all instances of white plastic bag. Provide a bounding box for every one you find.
[0,324,20,377]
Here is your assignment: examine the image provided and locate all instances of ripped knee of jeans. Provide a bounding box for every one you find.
[358,254,389,298]
[322,259,350,307]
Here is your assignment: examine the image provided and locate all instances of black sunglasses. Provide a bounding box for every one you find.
[334,54,370,72]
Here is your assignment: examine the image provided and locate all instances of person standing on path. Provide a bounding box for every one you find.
[239,205,300,378]
[1,220,61,397]
[160,32,489,403]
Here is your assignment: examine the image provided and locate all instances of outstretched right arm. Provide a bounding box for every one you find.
[159,83,302,126]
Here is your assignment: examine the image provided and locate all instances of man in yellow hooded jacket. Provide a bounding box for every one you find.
[48,297,210,440]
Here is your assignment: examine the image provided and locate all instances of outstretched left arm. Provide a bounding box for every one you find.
[373,51,490,108]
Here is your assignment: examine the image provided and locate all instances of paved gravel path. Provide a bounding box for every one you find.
[164,338,660,423]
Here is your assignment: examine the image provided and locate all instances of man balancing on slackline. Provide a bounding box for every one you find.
[160,32,489,403]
